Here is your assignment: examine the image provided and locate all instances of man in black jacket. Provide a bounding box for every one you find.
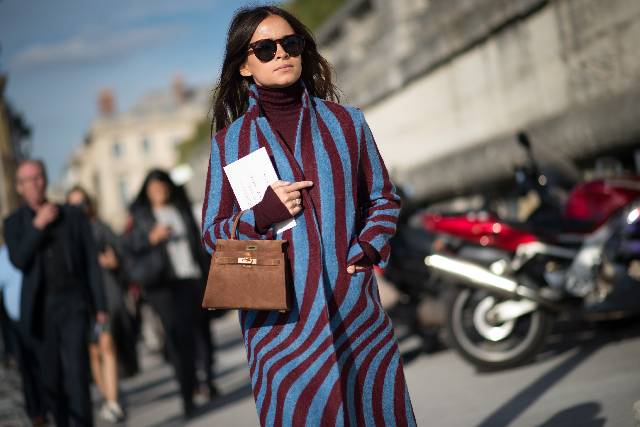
[4,159,106,427]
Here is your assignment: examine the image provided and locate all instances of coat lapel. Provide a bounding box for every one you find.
[247,83,314,181]
[248,82,326,283]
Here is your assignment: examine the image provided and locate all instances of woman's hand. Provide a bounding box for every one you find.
[271,180,313,216]
[346,265,370,274]
[98,246,119,269]
[148,224,172,246]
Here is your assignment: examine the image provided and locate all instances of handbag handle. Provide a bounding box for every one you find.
[230,210,246,240]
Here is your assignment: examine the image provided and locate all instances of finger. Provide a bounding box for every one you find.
[286,190,301,201]
[286,181,314,191]
[286,200,298,212]
[346,265,356,274]
[271,180,291,189]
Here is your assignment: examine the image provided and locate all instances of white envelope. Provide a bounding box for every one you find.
[223,147,296,234]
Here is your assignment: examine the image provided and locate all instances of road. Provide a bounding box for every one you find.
[99,298,640,426]
[3,284,638,426]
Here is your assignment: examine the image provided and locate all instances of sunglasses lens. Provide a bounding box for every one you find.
[250,35,305,62]
[282,35,304,56]
[253,40,277,62]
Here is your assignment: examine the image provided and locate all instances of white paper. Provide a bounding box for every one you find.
[223,147,296,234]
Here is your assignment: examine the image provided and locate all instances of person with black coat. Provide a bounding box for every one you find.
[67,186,139,423]
[3,160,106,427]
[125,169,215,418]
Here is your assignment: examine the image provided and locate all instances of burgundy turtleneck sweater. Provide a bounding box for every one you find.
[251,81,379,266]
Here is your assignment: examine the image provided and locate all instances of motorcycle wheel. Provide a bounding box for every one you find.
[445,287,553,370]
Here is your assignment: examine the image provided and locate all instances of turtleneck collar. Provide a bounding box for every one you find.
[256,79,303,112]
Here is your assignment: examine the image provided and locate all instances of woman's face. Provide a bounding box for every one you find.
[239,14,303,89]
[66,190,86,207]
[67,189,92,216]
[146,179,170,207]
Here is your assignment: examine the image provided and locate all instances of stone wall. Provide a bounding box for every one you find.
[318,0,640,201]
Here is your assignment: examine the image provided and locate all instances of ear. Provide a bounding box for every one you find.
[239,60,252,77]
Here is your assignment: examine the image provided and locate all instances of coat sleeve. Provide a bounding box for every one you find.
[201,133,274,254]
[125,213,154,256]
[346,110,401,269]
[3,212,46,271]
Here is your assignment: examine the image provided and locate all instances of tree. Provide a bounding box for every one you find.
[284,0,346,31]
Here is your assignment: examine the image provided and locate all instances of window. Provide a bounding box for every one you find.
[113,141,123,158]
[92,173,101,197]
[118,179,129,207]
[142,137,152,153]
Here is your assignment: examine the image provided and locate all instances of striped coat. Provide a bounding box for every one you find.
[202,84,416,427]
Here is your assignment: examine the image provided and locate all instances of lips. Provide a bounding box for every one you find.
[274,64,293,72]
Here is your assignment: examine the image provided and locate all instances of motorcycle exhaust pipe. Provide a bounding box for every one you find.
[424,254,561,311]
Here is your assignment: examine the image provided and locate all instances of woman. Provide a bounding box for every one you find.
[66,186,134,423]
[202,6,416,426]
[126,170,215,418]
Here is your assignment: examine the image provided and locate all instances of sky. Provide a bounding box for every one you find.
[0,0,272,181]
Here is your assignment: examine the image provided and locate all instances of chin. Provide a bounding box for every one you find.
[274,76,300,88]
[258,72,301,89]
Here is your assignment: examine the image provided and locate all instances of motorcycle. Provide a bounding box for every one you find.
[423,134,640,369]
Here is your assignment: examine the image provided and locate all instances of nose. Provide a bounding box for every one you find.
[275,41,289,60]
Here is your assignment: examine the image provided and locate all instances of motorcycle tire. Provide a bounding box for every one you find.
[445,287,554,370]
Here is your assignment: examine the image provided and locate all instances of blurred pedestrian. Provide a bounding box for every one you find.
[125,169,215,418]
[0,290,14,367]
[202,6,415,426]
[3,159,107,427]
[66,186,135,423]
[0,238,47,426]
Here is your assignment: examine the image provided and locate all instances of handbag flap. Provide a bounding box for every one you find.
[214,256,282,266]
[214,239,287,253]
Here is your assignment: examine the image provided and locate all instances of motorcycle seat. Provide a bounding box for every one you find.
[502,218,595,247]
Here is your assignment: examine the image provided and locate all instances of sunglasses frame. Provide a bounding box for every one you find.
[247,34,305,63]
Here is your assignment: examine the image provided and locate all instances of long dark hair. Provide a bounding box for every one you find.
[213,5,340,133]
[66,185,96,218]
[130,169,192,214]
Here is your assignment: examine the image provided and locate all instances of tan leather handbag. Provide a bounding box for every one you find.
[201,211,290,312]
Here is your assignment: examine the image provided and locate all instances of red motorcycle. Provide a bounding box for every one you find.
[423,135,640,369]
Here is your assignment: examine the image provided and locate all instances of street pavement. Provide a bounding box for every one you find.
[106,287,640,426]
[2,280,640,426]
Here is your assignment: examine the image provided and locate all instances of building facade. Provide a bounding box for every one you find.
[0,75,30,222]
[66,78,211,231]
[317,0,640,202]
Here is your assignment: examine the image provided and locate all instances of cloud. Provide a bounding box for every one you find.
[121,0,219,21]
[10,25,187,70]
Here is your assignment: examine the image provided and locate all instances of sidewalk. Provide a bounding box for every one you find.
[104,311,256,426]
[0,362,30,427]
[0,277,409,426]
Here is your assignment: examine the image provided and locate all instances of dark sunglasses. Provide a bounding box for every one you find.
[247,34,305,63]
